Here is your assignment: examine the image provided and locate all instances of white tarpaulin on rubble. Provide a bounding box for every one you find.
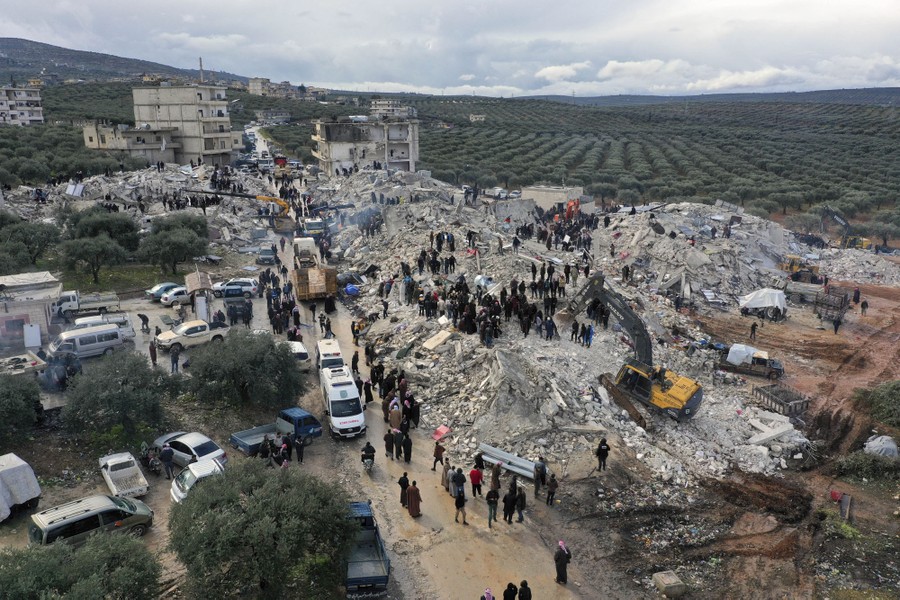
[726,344,758,366]
[863,435,898,458]
[739,288,786,312]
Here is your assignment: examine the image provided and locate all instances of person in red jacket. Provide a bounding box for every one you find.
[469,467,483,497]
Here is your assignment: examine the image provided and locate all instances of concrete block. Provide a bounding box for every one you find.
[652,570,687,598]
[422,329,452,350]
[747,424,794,445]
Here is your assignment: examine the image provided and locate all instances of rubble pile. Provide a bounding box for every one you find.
[816,247,900,285]
[315,171,811,487]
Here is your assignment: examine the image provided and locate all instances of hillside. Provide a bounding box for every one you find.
[529,87,900,107]
[0,38,246,83]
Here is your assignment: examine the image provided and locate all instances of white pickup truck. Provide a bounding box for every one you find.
[99,453,149,498]
[155,319,229,352]
[53,291,121,320]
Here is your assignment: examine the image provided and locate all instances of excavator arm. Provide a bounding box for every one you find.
[188,189,291,217]
[592,285,653,366]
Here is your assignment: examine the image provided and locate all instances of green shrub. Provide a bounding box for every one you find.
[834,451,900,481]
[854,380,900,427]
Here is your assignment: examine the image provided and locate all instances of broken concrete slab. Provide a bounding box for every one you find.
[747,424,795,445]
[423,330,453,350]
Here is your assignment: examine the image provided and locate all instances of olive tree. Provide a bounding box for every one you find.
[139,227,208,275]
[60,234,127,284]
[63,351,174,447]
[4,222,60,264]
[0,530,161,599]
[169,461,358,598]
[0,374,40,444]
[187,330,304,407]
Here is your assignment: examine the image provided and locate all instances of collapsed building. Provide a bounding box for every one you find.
[3,165,899,488]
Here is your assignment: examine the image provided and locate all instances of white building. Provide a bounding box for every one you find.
[312,103,419,175]
[128,85,242,165]
[521,185,584,211]
[0,87,44,126]
[0,272,62,345]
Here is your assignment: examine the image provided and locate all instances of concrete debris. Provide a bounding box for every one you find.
[315,170,819,488]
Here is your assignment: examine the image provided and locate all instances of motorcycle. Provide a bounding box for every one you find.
[140,442,162,476]
[362,456,374,473]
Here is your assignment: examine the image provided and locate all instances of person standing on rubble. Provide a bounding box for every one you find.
[596,438,610,471]
[750,321,758,340]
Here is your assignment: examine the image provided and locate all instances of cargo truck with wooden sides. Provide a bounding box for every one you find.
[292,237,337,301]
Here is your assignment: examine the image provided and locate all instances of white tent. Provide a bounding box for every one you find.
[739,288,787,312]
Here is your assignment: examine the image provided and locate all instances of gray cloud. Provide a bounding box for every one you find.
[3,0,900,96]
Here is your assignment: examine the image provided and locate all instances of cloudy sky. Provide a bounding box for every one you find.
[4,0,900,96]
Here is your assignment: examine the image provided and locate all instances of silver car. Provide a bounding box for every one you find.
[152,432,228,468]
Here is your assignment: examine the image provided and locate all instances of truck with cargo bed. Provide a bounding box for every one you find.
[228,407,323,456]
[345,501,391,595]
[98,452,149,498]
[716,344,785,380]
[292,237,337,301]
[52,290,121,320]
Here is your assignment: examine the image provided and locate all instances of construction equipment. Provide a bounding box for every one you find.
[273,155,293,180]
[821,206,872,250]
[777,254,819,275]
[292,237,337,300]
[189,189,295,233]
[595,285,703,422]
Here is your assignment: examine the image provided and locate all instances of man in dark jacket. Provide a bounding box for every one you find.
[159,444,175,479]
[486,487,500,528]
[502,489,517,524]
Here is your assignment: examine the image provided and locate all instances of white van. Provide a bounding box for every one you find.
[48,324,126,359]
[320,366,366,438]
[170,458,225,503]
[315,339,344,370]
[72,314,135,340]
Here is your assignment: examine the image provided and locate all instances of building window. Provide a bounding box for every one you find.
[100,135,106,144]
[88,136,94,143]
[197,93,203,101]
[198,109,204,117]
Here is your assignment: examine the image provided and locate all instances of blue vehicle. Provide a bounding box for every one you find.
[145,282,180,301]
[229,407,323,455]
[346,501,391,594]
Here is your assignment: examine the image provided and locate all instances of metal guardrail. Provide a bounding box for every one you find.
[751,383,810,416]
[478,443,536,480]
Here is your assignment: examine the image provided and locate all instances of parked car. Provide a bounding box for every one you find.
[98,452,149,498]
[145,282,180,301]
[29,495,153,546]
[256,247,277,265]
[150,432,228,468]
[160,286,192,307]
[212,278,259,298]
[170,458,225,503]
[72,314,136,340]
[155,320,229,352]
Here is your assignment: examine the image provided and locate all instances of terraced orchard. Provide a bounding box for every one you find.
[408,97,900,219]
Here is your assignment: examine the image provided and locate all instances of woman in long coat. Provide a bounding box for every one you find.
[554,541,572,584]
[406,481,422,517]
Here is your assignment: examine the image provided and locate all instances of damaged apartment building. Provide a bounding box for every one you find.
[83,85,242,165]
[312,99,419,175]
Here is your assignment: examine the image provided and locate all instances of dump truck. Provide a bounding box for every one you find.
[98,453,149,498]
[593,282,703,422]
[716,344,785,379]
[345,501,391,595]
[292,237,337,301]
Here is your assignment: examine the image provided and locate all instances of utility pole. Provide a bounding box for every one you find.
[199,57,204,83]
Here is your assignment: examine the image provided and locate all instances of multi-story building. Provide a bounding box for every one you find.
[254,109,291,124]
[82,122,179,163]
[248,77,270,96]
[131,85,242,165]
[311,103,419,175]
[0,87,44,126]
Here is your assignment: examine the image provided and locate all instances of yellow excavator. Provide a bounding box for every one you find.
[589,281,703,423]
[189,190,295,234]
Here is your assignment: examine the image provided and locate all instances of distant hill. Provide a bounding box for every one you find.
[527,88,900,107]
[0,38,247,84]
